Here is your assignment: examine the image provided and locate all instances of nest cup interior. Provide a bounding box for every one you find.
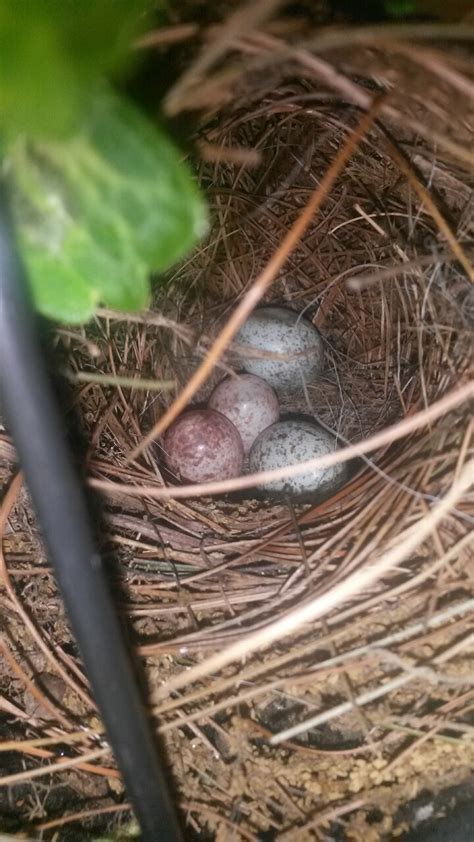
[147,88,471,514]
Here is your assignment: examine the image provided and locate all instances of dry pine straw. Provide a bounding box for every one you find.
[1,26,474,842]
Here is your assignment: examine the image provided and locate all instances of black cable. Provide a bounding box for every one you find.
[0,193,183,842]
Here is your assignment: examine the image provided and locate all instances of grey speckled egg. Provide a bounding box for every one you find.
[164,409,244,484]
[234,306,324,392]
[209,373,279,453]
[249,419,347,497]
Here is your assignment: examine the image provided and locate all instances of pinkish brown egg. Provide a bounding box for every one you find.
[163,409,244,484]
[209,373,280,453]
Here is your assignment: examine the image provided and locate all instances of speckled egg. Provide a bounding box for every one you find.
[249,419,347,497]
[234,306,324,392]
[208,373,280,453]
[164,409,244,484]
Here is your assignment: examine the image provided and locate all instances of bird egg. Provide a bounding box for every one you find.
[234,306,324,392]
[209,373,279,453]
[164,409,244,484]
[249,419,347,497]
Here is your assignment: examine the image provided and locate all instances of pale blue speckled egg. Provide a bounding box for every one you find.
[234,306,324,392]
[249,419,347,497]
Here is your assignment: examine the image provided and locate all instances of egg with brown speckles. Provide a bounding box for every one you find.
[209,374,280,453]
[234,306,324,393]
[164,409,244,484]
[249,419,347,497]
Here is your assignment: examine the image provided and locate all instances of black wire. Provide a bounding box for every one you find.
[0,193,182,842]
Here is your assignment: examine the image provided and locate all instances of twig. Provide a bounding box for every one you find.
[346,253,454,291]
[380,132,474,283]
[135,23,198,49]
[35,802,132,832]
[63,370,175,391]
[272,631,474,744]
[0,474,94,708]
[155,459,472,698]
[280,797,367,839]
[0,746,111,787]
[151,595,473,719]
[164,0,283,115]
[383,721,468,746]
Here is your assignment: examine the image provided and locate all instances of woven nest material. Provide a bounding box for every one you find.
[1,21,473,841]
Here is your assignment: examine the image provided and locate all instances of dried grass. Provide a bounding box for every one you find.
[1,12,473,840]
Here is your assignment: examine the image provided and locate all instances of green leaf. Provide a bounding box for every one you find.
[384,0,417,16]
[9,86,208,324]
[0,0,153,139]
[93,820,141,841]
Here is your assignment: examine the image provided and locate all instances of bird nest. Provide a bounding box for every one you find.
[1,19,473,841]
